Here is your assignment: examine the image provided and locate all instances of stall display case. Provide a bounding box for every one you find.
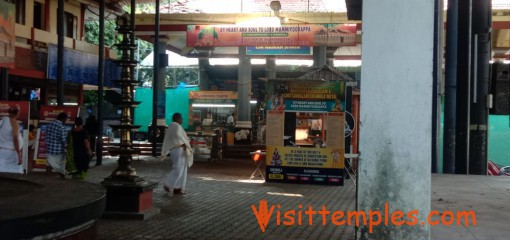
[187,131,219,161]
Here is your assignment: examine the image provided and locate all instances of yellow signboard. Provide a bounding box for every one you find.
[189,91,237,100]
[266,146,344,169]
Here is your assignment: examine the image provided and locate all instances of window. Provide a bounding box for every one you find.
[33,1,45,30]
[15,0,26,24]
[64,12,77,39]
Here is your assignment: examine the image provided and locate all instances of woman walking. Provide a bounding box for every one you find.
[71,117,93,180]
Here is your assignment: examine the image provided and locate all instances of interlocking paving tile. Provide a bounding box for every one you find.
[87,156,355,240]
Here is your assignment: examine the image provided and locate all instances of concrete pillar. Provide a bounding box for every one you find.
[313,46,327,67]
[237,47,251,122]
[327,58,335,68]
[156,40,167,120]
[265,57,276,80]
[327,47,337,67]
[235,47,252,144]
[197,47,213,90]
[358,0,433,239]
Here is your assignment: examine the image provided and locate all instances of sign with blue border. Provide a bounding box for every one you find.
[246,46,311,55]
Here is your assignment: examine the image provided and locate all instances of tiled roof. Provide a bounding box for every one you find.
[120,0,347,14]
[119,0,510,12]
[271,65,354,82]
[296,64,354,81]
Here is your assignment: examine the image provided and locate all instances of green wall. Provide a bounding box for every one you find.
[488,115,510,167]
[439,114,510,172]
[134,87,198,132]
[134,88,510,168]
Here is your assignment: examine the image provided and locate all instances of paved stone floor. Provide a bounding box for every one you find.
[85,156,510,240]
[87,156,356,240]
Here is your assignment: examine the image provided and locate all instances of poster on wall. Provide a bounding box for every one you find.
[265,110,284,146]
[0,101,30,173]
[326,112,345,148]
[33,106,79,170]
[0,1,15,68]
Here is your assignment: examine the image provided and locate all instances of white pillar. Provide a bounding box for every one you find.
[358,0,433,239]
[237,46,251,122]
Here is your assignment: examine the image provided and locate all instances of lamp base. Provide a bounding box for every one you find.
[101,178,160,220]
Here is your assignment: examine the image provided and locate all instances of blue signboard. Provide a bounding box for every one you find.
[284,100,337,112]
[246,46,311,55]
[47,44,120,87]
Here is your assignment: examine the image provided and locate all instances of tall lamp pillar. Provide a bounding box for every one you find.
[101,14,160,220]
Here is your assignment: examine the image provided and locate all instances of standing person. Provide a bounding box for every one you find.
[226,112,236,127]
[0,107,23,173]
[28,124,37,143]
[71,117,93,180]
[161,113,193,195]
[27,124,37,172]
[46,112,68,178]
[84,114,100,165]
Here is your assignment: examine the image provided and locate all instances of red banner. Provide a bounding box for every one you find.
[187,24,357,47]
[39,106,80,124]
[0,101,30,128]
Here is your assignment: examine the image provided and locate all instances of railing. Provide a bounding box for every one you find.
[15,24,117,58]
[101,137,162,157]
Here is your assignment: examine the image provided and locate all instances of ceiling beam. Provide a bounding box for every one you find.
[135,12,358,25]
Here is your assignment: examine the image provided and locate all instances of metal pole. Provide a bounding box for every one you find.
[136,39,140,82]
[57,0,64,106]
[130,0,136,81]
[96,0,105,165]
[455,0,472,174]
[152,0,160,156]
[469,0,491,175]
[344,84,353,180]
[443,0,459,174]
[130,0,136,141]
[431,0,444,173]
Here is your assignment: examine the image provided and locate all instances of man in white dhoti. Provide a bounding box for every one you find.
[161,113,193,195]
[0,106,23,174]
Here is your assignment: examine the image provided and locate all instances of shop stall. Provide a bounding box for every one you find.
[188,91,237,159]
[265,67,353,185]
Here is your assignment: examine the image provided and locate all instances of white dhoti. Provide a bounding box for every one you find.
[0,149,23,174]
[162,147,188,191]
[46,153,66,174]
